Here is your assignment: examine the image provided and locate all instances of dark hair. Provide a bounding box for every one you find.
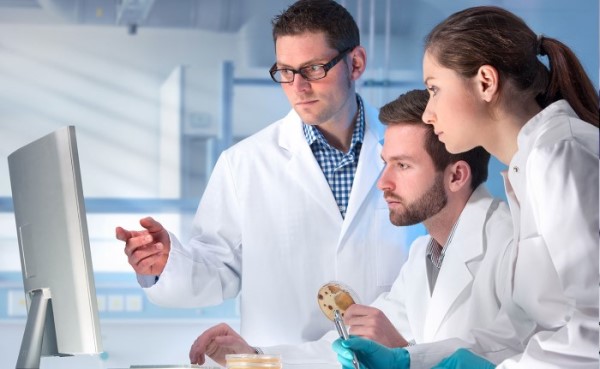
[271,0,359,52]
[379,89,491,191]
[425,6,599,127]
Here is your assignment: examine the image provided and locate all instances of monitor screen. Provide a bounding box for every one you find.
[8,126,102,369]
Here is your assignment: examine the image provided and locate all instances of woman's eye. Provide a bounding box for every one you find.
[427,86,438,96]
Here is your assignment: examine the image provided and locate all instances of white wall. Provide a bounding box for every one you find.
[0,24,239,198]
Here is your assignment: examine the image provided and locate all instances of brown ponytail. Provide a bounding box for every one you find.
[425,6,599,128]
[540,37,599,127]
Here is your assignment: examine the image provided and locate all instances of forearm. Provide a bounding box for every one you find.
[143,234,241,307]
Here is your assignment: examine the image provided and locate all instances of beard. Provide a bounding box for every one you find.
[385,172,447,226]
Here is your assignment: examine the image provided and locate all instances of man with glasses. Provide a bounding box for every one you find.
[115,0,406,349]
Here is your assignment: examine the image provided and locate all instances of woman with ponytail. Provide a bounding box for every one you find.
[333,5,599,369]
[420,8,598,368]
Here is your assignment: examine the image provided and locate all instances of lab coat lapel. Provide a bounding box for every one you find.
[502,172,521,241]
[423,188,491,340]
[280,110,342,223]
[339,106,384,241]
[408,248,435,343]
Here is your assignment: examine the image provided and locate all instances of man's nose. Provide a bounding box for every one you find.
[377,166,393,191]
[291,73,310,91]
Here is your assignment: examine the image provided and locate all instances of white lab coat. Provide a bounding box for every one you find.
[141,101,407,346]
[261,186,521,368]
[493,100,599,368]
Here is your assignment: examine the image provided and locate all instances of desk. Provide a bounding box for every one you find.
[111,365,340,369]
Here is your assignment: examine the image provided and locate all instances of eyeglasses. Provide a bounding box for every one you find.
[269,47,353,83]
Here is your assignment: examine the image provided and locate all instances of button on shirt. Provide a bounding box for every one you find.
[303,95,365,218]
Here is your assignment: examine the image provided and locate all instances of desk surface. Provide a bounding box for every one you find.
[127,366,219,369]
[114,366,219,369]
[112,365,340,369]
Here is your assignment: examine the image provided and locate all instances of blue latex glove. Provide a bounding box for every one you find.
[331,336,410,369]
[432,348,496,369]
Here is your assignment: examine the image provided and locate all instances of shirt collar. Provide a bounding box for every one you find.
[426,216,460,269]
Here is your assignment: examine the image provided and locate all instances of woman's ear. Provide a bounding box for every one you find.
[476,64,500,102]
[349,46,367,80]
[446,160,471,193]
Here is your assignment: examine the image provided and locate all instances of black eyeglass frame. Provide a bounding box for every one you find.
[269,47,354,83]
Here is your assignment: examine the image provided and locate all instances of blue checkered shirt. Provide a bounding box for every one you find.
[303,95,365,218]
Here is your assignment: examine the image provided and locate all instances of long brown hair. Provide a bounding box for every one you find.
[425,6,599,127]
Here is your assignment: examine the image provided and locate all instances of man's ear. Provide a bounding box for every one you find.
[475,64,499,102]
[446,160,471,193]
[349,46,367,80]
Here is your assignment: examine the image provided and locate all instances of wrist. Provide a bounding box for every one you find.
[393,347,410,368]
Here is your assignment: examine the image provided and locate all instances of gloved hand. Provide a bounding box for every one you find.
[432,348,496,369]
[332,336,410,369]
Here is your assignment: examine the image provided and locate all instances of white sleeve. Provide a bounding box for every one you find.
[369,254,414,343]
[142,152,243,308]
[406,243,523,369]
[498,137,599,368]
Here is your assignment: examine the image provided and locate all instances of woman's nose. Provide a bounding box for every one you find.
[422,104,435,126]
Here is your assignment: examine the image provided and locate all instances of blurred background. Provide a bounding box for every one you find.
[0,0,597,367]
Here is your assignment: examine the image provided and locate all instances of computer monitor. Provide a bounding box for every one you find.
[8,126,102,369]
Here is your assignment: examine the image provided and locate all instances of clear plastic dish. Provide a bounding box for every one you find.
[317,281,360,321]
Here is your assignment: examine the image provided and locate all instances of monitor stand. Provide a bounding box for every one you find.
[16,288,58,369]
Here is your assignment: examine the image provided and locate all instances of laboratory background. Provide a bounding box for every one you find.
[0,0,597,367]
